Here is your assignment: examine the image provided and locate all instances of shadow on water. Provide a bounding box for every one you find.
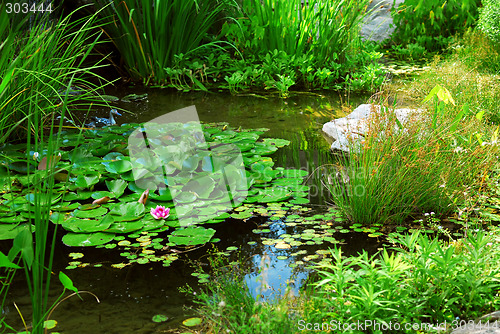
[4,89,382,333]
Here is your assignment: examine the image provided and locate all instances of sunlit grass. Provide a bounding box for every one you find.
[384,31,500,123]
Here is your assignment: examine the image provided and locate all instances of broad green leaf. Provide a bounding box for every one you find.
[183,317,202,327]
[59,272,78,292]
[168,226,215,246]
[103,159,132,174]
[152,314,169,323]
[62,215,114,233]
[9,228,33,267]
[73,207,108,219]
[105,220,144,233]
[0,251,21,269]
[62,232,115,247]
[106,179,128,198]
[109,202,145,216]
[74,175,100,189]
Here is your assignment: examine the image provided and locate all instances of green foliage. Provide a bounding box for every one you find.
[226,0,368,63]
[390,0,481,54]
[326,90,497,225]
[310,230,500,326]
[96,0,235,85]
[0,4,109,144]
[0,6,108,333]
[98,0,384,95]
[478,0,500,46]
[0,122,309,268]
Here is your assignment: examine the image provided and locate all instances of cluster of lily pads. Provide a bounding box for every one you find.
[0,121,315,268]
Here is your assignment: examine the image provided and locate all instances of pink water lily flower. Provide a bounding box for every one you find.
[150,205,170,219]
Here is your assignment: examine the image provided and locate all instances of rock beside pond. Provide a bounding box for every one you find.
[361,0,405,42]
[322,104,421,152]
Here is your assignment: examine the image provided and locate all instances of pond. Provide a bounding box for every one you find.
[3,89,381,333]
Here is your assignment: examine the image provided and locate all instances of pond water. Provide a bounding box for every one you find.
[4,89,381,333]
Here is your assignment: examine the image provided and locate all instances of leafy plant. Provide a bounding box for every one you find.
[0,4,110,144]
[0,5,108,332]
[478,0,500,46]
[389,0,481,53]
[226,0,369,63]
[310,229,500,327]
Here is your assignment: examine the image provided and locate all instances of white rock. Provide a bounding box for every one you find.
[322,104,422,152]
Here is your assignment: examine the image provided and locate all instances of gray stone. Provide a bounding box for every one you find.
[361,0,405,42]
[322,104,421,152]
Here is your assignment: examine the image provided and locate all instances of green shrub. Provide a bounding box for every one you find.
[310,230,500,329]
[390,0,481,53]
[478,0,500,46]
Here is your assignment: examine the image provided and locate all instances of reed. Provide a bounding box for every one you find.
[96,0,236,84]
[229,0,369,64]
[0,5,109,332]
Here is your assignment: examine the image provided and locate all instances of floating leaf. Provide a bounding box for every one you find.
[110,202,145,217]
[183,317,202,327]
[62,232,115,247]
[106,179,128,198]
[168,226,215,246]
[103,159,132,174]
[73,207,108,218]
[152,314,169,323]
[62,215,114,233]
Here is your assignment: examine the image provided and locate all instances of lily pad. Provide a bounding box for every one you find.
[182,317,202,327]
[62,232,115,247]
[152,314,169,323]
[62,215,114,233]
[168,226,215,246]
[110,202,145,217]
[73,207,108,219]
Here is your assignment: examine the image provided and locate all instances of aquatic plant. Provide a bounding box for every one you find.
[95,0,236,85]
[0,6,110,333]
[150,205,170,219]
[0,4,110,144]
[226,0,369,64]
[0,120,310,269]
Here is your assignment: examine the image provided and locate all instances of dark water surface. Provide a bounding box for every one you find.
[4,89,379,333]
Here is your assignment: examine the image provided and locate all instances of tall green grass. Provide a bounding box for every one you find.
[96,0,236,84]
[0,5,110,144]
[0,5,108,333]
[226,0,369,63]
[326,89,497,225]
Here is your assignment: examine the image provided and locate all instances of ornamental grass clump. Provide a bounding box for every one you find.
[326,86,497,225]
